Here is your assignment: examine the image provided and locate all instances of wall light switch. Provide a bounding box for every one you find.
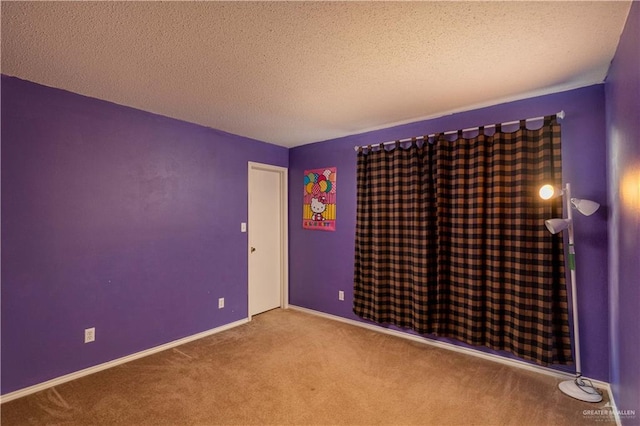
[339,291,345,301]
[218,297,225,309]
[84,327,95,343]
[241,223,247,233]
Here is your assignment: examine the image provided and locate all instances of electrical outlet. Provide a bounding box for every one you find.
[84,327,95,343]
[218,297,225,309]
[339,291,345,301]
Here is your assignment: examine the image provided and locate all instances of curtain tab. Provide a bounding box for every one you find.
[479,126,485,136]
[495,123,502,133]
[520,119,527,130]
[545,115,555,127]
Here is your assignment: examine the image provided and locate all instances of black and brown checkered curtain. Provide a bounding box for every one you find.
[354,116,572,366]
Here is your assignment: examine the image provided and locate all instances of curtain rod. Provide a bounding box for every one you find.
[353,110,565,152]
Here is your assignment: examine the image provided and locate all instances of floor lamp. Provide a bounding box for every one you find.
[539,183,603,403]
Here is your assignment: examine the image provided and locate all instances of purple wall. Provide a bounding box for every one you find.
[1,75,288,395]
[605,2,640,421]
[289,85,610,381]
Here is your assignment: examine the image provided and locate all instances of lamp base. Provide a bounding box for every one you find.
[559,378,603,403]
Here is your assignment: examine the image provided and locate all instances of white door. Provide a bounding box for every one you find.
[248,163,288,317]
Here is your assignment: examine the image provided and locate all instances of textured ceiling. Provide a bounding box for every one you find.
[1,1,632,147]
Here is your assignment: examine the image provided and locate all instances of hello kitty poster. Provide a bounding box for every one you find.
[303,167,336,231]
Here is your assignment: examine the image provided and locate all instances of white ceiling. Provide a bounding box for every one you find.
[1,1,632,148]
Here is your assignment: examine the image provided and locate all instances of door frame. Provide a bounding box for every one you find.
[247,162,289,320]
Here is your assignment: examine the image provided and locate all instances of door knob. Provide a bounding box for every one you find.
[251,247,256,253]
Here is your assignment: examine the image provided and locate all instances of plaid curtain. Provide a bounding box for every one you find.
[353,116,572,366]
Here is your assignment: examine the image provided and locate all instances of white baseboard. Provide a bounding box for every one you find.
[287,305,614,396]
[601,387,623,426]
[0,317,249,404]
[4,307,618,426]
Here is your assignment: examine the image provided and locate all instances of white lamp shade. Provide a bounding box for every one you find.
[572,198,600,216]
[545,218,571,234]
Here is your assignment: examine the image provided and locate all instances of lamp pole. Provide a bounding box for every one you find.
[541,182,601,401]
[564,183,582,377]
[557,183,601,402]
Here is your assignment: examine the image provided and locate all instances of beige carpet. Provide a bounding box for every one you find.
[1,308,614,425]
